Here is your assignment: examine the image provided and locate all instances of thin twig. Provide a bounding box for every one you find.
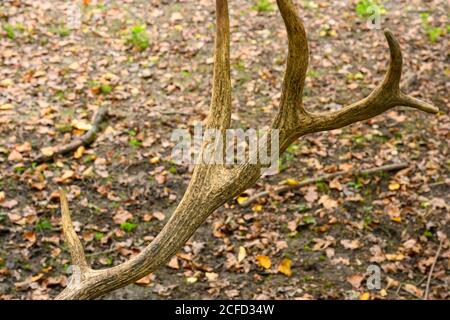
[33,106,109,164]
[239,162,409,207]
[424,238,444,300]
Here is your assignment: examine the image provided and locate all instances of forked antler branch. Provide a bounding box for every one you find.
[56,0,438,299]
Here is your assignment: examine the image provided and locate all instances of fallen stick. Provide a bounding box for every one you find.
[239,162,409,207]
[424,238,444,300]
[33,106,108,164]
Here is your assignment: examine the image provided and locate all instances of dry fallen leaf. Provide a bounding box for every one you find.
[205,272,219,282]
[237,196,249,205]
[256,255,272,269]
[7,150,23,162]
[153,211,165,221]
[74,146,85,159]
[277,258,292,276]
[113,208,133,225]
[340,239,362,250]
[40,147,55,157]
[186,276,198,284]
[252,204,263,212]
[167,256,179,269]
[403,284,423,297]
[23,231,37,244]
[319,195,338,209]
[359,292,370,300]
[346,274,364,289]
[388,182,401,191]
[237,246,247,262]
[16,142,31,153]
[385,253,406,261]
[283,178,299,186]
[0,103,14,110]
[1,199,18,209]
[304,187,318,203]
[56,170,75,183]
[71,119,92,131]
[149,156,160,164]
[135,274,152,286]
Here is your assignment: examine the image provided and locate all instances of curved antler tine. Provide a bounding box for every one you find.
[272,0,309,134]
[59,190,89,271]
[207,0,232,130]
[381,29,403,91]
[306,30,439,134]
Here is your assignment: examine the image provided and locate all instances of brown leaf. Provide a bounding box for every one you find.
[167,256,179,269]
[155,174,166,184]
[55,170,75,183]
[113,208,133,224]
[340,239,362,250]
[304,187,318,203]
[319,195,338,209]
[1,199,18,209]
[135,274,152,286]
[346,274,364,289]
[16,142,31,153]
[40,147,55,157]
[152,211,165,221]
[205,272,219,282]
[23,231,36,244]
[287,220,297,232]
[329,178,343,190]
[403,284,423,298]
[8,150,23,162]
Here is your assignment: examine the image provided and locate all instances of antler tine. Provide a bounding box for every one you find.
[59,190,89,271]
[272,0,309,134]
[304,30,439,134]
[206,0,232,130]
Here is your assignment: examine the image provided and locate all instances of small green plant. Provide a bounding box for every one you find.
[126,25,149,51]
[252,0,274,13]
[120,222,137,233]
[423,229,433,238]
[353,134,366,145]
[347,179,363,190]
[100,84,113,94]
[306,70,320,78]
[14,166,26,174]
[3,24,15,39]
[298,203,309,213]
[303,216,316,225]
[103,257,113,266]
[316,180,329,193]
[35,218,52,232]
[49,25,71,37]
[355,0,386,18]
[169,166,177,174]
[420,13,444,43]
[94,232,104,241]
[129,138,143,147]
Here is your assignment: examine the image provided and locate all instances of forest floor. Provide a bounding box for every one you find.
[0,0,448,300]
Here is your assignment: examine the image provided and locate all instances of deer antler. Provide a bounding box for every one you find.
[56,0,438,299]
